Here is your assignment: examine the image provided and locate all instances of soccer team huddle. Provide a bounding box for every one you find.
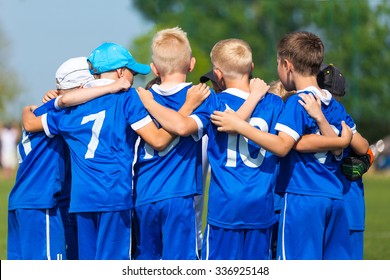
[8,27,373,260]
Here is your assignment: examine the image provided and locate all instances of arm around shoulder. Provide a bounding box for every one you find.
[350,131,369,155]
[58,78,131,108]
[136,121,176,151]
[22,105,44,133]
[137,87,198,137]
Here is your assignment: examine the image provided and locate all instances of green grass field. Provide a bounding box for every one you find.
[0,171,389,260]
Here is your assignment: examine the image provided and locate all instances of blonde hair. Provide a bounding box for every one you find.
[151,27,192,75]
[269,80,296,101]
[210,39,252,80]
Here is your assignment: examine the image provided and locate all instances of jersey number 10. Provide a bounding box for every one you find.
[226,117,268,168]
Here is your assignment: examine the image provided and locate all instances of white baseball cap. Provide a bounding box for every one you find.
[55,57,94,90]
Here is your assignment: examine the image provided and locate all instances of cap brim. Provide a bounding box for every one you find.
[200,70,216,83]
[128,62,151,75]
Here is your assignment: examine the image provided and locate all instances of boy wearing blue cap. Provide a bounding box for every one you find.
[21,43,208,260]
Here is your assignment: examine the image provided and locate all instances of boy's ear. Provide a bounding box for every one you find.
[213,68,223,80]
[188,57,196,72]
[150,63,159,76]
[213,68,226,90]
[116,68,124,78]
[284,58,293,72]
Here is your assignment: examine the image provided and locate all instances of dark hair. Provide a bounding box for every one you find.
[145,76,161,90]
[277,31,324,76]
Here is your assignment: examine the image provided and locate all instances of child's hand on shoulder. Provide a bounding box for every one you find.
[210,109,243,134]
[340,121,353,148]
[298,93,324,122]
[186,83,211,110]
[42,90,59,103]
[137,86,154,103]
[110,77,131,93]
[249,78,269,100]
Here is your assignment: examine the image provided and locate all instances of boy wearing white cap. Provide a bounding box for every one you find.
[7,57,95,260]
[21,43,208,260]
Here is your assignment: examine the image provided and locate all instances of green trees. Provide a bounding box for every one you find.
[131,0,390,143]
[0,26,20,122]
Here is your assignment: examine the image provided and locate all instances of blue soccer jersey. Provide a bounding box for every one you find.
[134,83,226,206]
[9,99,67,210]
[205,89,284,229]
[275,86,355,199]
[338,146,365,231]
[8,99,69,260]
[41,84,152,213]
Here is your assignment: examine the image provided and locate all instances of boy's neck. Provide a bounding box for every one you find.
[99,72,118,81]
[294,75,325,96]
[160,73,188,89]
[224,77,250,93]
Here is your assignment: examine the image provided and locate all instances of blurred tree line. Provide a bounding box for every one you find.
[0,26,20,123]
[130,0,390,144]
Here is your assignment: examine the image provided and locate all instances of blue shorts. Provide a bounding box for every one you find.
[134,196,198,260]
[202,224,272,260]
[7,207,66,260]
[76,210,132,260]
[349,230,364,260]
[277,193,351,260]
[59,206,78,259]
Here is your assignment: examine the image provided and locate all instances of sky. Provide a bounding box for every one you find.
[0,0,153,119]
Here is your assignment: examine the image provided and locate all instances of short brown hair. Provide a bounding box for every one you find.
[277,31,324,76]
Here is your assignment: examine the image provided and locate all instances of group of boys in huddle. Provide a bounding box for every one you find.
[8,26,372,260]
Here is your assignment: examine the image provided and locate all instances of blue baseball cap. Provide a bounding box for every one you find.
[88,42,151,75]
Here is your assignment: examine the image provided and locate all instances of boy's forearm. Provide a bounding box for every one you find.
[178,101,196,116]
[22,106,44,133]
[142,98,192,136]
[236,79,269,120]
[58,85,116,108]
[350,132,369,155]
[236,123,293,157]
[295,134,346,153]
[236,94,258,120]
[151,129,177,151]
[136,121,176,152]
[315,116,343,155]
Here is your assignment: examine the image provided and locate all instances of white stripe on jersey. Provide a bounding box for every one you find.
[131,115,152,131]
[204,224,210,260]
[280,194,288,260]
[275,123,300,141]
[46,209,51,260]
[41,113,55,138]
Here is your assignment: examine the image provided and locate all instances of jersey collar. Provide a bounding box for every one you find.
[298,86,332,106]
[151,82,192,96]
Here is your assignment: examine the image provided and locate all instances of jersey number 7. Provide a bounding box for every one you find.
[81,110,106,159]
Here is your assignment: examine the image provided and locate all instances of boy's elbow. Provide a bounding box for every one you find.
[23,121,34,133]
[22,120,32,132]
[152,141,169,152]
[176,125,192,137]
[171,122,192,137]
[274,143,292,157]
[57,97,68,108]
[275,149,288,157]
